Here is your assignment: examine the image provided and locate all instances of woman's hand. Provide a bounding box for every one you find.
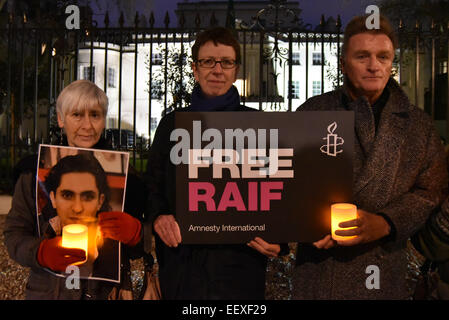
[313,234,336,249]
[153,214,182,247]
[247,237,280,258]
[98,211,142,246]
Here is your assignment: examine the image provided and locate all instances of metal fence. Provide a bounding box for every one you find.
[0,3,448,193]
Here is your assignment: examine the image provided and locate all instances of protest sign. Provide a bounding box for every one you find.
[174,111,354,244]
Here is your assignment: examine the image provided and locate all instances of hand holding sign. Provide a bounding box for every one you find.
[247,237,281,258]
[154,214,182,247]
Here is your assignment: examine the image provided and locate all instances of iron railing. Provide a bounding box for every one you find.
[0,4,448,193]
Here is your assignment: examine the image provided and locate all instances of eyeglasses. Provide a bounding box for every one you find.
[196,58,237,69]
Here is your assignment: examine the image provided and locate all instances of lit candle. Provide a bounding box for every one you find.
[62,224,88,264]
[331,203,357,241]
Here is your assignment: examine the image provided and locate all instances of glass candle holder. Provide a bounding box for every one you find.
[62,224,88,264]
[331,203,357,241]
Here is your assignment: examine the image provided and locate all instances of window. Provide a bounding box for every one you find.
[151,53,163,65]
[292,52,300,65]
[107,67,116,88]
[440,61,448,74]
[108,117,116,128]
[151,80,162,99]
[83,66,95,82]
[312,53,322,65]
[291,81,300,99]
[312,81,321,96]
[150,117,158,131]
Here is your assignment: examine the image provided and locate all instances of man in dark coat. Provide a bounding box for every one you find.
[293,15,448,299]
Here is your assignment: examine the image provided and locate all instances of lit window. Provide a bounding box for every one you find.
[83,66,96,82]
[312,81,321,96]
[107,67,116,88]
[312,53,322,65]
[292,52,300,65]
[291,81,300,99]
[152,53,163,65]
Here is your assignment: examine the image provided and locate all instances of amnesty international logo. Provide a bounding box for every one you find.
[320,122,344,157]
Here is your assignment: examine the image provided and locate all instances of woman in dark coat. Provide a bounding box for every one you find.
[145,27,288,300]
[3,80,151,299]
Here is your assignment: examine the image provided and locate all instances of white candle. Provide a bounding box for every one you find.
[331,203,357,241]
[62,224,88,264]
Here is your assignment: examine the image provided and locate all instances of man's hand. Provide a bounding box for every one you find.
[247,237,280,258]
[334,209,391,246]
[153,214,182,247]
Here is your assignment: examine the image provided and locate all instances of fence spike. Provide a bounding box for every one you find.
[210,12,218,27]
[119,11,125,27]
[104,11,110,27]
[195,13,201,28]
[179,11,186,28]
[149,12,155,28]
[164,11,170,28]
[135,11,140,27]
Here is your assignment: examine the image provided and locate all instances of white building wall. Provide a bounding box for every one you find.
[78,39,341,135]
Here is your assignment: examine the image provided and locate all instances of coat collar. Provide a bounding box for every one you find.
[338,78,412,196]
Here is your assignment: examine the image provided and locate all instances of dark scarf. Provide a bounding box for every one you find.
[189,84,241,111]
[341,82,390,131]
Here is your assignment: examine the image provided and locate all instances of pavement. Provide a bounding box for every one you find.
[0,195,12,215]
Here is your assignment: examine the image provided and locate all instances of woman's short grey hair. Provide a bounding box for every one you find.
[56,80,108,120]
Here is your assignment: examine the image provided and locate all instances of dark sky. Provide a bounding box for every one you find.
[95,0,381,28]
[153,0,379,26]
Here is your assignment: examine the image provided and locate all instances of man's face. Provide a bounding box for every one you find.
[50,172,105,226]
[341,32,394,104]
[192,41,239,98]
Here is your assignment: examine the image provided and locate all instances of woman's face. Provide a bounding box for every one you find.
[58,105,105,148]
[192,41,239,98]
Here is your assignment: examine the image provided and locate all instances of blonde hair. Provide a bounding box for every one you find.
[56,80,108,120]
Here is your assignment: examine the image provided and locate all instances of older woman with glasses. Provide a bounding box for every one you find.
[145,27,288,300]
[4,80,153,300]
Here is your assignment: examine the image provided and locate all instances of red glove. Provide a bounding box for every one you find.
[37,237,86,272]
[98,211,142,246]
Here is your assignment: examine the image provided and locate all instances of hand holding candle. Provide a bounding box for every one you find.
[37,236,86,272]
[332,206,392,246]
[331,203,358,241]
[62,224,89,263]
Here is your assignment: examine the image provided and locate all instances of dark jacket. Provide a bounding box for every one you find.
[3,138,151,299]
[292,78,448,299]
[411,196,449,284]
[145,89,287,299]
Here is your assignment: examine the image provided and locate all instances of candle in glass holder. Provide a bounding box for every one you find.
[331,203,357,241]
[62,224,88,263]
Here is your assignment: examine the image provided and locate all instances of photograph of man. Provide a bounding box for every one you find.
[42,152,120,282]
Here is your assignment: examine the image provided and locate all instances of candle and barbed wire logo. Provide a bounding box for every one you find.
[320,122,344,157]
